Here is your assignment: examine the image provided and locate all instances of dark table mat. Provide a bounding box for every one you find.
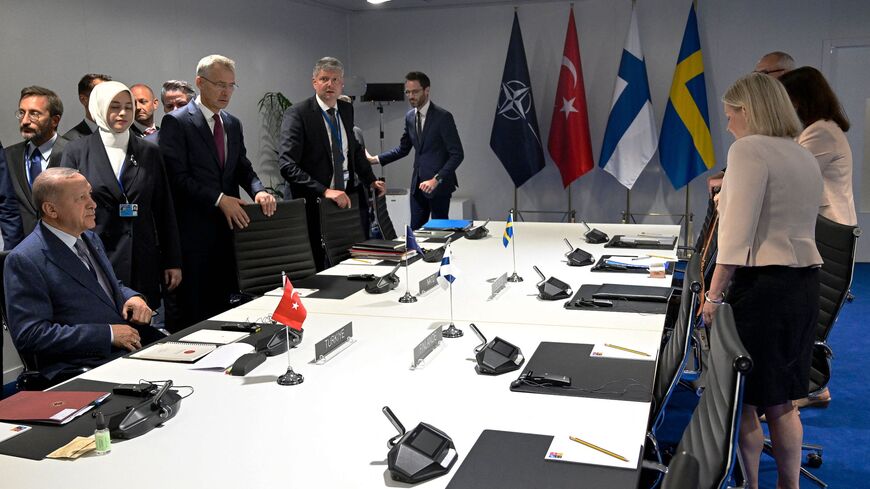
[446,430,642,489]
[591,255,675,275]
[0,379,148,460]
[293,274,367,299]
[509,342,653,403]
[604,235,677,250]
[563,285,670,314]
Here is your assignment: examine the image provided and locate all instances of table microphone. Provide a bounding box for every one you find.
[563,238,594,266]
[533,266,572,301]
[365,262,401,294]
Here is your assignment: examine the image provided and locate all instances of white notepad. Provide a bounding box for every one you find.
[545,432,639,470]
[590,343,656,361]
[130,342,216,363]
[189,343,255,370]
[178,329,249,345]
[0,422,31,443]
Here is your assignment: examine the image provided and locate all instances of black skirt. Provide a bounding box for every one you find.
[727,265,819,407]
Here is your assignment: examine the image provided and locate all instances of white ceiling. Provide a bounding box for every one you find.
[301,0,557,13]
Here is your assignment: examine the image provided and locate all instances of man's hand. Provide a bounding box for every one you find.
[366,150,379,165]
[111,324,142,351]
[218,195,251,229]
[164,268,182,291]
[324,189,351,208]
[702,300,719,326]
[419,177,439,194]
[372,180,386,197]
[123,296,153,325]
[255,191,277,217]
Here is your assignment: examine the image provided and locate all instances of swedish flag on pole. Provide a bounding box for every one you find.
[658,3,715,189]
[502,212,514,248]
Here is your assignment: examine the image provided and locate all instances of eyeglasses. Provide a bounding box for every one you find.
[404,88,423,96]
[754,68,785,76]
[200,76,239,91]
[15,109,46,122]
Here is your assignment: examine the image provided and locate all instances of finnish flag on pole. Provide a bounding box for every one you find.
[437,243,457,288]
[598,6,658,190]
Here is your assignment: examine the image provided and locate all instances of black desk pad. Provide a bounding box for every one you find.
[0,379,146,460]
[509,342,653,403]
[446,430,641,489]
[293,274,367,299]
[604,235,677,250]
[591,255,675,275]
[563,285,670,314]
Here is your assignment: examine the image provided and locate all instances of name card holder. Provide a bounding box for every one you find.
[411,326,444,370]
[418,272,439,296]
[313,322,355,365]
[489,272,508,299]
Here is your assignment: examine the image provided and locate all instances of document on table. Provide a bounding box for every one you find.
[590,343,656,361]
[0,422,31,443]
[189,343,255,370]
[178,329,249,345]
[604,256,666,269]
[265,287,319,297]
[545,430,639,469]
[130,342,216,363]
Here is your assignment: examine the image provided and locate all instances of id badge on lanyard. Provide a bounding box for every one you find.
[117,154,138,218]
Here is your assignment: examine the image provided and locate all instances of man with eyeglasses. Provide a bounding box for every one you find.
[369,71,464,230]
[708,51,796,196]
[62,73,111,141]
[1,86,67,249]
[158,54,276,328]
[278,56,385,270]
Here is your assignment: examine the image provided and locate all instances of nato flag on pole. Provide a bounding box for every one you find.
[490,12,546,188]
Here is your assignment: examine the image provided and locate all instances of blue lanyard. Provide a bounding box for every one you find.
[115,153,134,202]
[320,109,343,152]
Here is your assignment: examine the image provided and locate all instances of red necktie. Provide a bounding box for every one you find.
[213,113,225,167]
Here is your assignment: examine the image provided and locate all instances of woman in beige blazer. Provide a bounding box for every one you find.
[702,73,823,489]
[780,66,856,226]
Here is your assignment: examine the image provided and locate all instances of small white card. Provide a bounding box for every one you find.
[179,329,249,345]
[189,343,256,370]
[265,287,318,297]
[0,422,31,443]
[545,433,639,470]
[590,343,656,361]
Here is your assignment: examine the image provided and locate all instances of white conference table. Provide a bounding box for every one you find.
[1,222,681,489]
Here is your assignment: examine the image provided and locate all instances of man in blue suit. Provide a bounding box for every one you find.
[3,168,157,380]
[0,142,25,250]
[371,72,464,229]
[159,54,276,328]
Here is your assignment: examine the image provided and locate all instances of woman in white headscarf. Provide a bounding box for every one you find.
[61,81,182,316]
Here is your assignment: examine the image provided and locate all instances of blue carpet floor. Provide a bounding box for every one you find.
[658,263,870,488]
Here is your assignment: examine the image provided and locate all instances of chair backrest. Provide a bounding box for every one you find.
[662,451,700,489]
[373,191,397,240]
[814,214,860,342]
[233,199,317,296]
[651,252,702,432]
[319,192,365,268]
[674,303,752,489]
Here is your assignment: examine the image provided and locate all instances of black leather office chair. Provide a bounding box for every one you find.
[761,215,860,488]
[319,192,366,268]
[646,252,702,475]
[661,451,701,489]
[373,191,397,240]
[233,199,317,297]
[671,303,752,489]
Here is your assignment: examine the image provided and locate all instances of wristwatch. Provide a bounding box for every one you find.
[434,174,443,184]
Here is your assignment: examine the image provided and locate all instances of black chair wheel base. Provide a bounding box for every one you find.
[806,452,823,468]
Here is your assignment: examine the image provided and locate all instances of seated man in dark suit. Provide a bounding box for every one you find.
[62,73,111,141]
[3,168,159,380]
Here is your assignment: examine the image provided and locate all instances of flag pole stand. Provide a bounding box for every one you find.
[567,183,576,223]
[398,256,417,303]
[622,188,631,223]
[277,325,304,385]
[506,209,523,282]
[442,280,463,338]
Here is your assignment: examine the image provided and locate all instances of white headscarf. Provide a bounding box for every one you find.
[88,81,133,178]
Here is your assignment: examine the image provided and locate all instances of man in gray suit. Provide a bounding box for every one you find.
[61,73,111,141]
[1,86,67,248]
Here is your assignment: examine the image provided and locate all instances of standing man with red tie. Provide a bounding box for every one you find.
[159,55,276,329]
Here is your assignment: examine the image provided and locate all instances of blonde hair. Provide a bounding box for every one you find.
[196,55,236,78]
[722,73,802,138]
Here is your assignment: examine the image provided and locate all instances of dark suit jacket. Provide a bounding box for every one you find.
[62,119,93,141]
[377,102,463,199]
[0,143,24,250]
[158,101,266,324]
[3,223,141,379]
[130,124,159,139]
[278,96,377,201]
[60,133,182,308]
[2,136,67,246]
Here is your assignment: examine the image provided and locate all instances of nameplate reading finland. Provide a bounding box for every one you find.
[419,272,439,294]
[413,326,443,367]
[491,272,508,297]
[314,322,353,361]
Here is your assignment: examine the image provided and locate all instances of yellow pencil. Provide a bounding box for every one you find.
[569,436,628,462]
[604,343,651,357]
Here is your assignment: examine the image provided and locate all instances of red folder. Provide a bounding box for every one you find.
[0,391,110,425]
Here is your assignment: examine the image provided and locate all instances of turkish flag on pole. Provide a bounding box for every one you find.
[272,276,307,331]
[547,8,594,187]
